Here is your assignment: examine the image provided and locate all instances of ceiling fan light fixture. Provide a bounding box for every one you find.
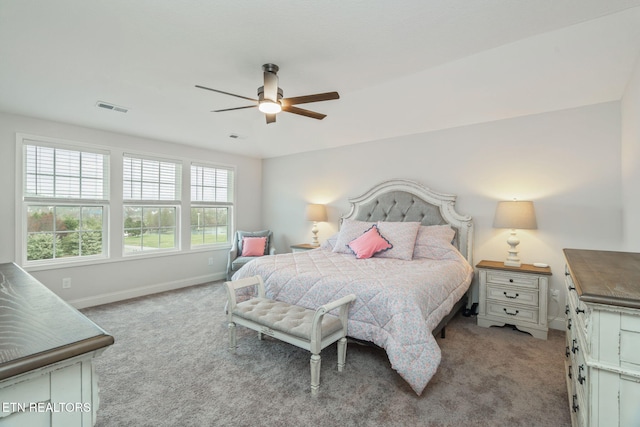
[258,100,282,114]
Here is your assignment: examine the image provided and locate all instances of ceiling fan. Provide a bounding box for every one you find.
[196,63,339,124]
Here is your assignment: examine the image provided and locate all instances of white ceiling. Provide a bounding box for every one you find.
[1,0,640,159]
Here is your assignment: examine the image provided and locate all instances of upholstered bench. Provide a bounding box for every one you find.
[224,275,356,394]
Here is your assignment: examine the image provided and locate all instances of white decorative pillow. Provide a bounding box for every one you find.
[413,225,457,260]
[320,233,339,250]
[333,219,376,254]
[374,221,421,261]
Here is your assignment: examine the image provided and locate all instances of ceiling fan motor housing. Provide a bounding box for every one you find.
[257,86,284,102]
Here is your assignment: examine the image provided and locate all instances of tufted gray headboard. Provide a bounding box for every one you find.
[341,179,474,264]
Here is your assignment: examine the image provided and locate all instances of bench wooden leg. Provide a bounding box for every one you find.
[228,322,236,352]
[310,354,321,395]
[337,337,347,372]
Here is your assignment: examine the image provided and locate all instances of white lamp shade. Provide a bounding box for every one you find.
[305,204,327,222]
[493,201,537,230]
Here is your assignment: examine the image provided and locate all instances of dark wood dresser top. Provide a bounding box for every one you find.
[0,262,114,380]
[563,249,640,309]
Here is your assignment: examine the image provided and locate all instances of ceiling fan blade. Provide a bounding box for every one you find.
[282,92,340,106]
[266,114,276,124]
[212,105,257,112]
[263,71,279,102]
[195,85,257,102]
[282,105,326,120]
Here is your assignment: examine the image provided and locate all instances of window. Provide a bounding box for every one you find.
[190,164,233,247]
[123,154,181,254]
[22,140,109,263]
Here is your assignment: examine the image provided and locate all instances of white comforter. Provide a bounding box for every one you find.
[232,245,473,395]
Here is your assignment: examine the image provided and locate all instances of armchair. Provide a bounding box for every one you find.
[226,230,275,280]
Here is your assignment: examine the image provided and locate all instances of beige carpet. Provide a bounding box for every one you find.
[81,282,571,427]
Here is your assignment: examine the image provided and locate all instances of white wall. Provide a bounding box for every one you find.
[262,102,623,330]
[622,54,640,251]
[0,112,263,307]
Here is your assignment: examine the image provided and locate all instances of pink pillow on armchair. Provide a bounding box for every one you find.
[241,237,267,257]
[347,225,393,259]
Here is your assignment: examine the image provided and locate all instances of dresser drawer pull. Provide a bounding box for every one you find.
[565,305,570,315]
[572,394,579,413]
[503,308,519,316]
[509,278,514,283]
[503,292,519,299]
[578,365,586,385]
[575,307,585,315]
[572,339,579,354]
[568,284,576,292]
[568,364,572,379]
[566,346,570,358]
[567,318,572,330]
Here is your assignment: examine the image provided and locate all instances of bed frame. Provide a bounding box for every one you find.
[341,179,474,337]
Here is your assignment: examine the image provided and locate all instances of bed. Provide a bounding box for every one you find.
[232,179,474,395]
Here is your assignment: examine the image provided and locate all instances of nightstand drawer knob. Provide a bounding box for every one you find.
[503,291,519,299]
[509,278,514,283]
[503,308,519,316]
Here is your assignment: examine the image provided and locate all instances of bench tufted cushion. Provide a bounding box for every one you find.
[233,298,342,340]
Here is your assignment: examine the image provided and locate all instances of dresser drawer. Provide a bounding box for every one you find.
[486,284,539,307]
[486,271,539,290]
[486,301,539,324]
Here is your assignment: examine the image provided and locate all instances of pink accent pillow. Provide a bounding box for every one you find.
[241,237,267,257]
[347,225,393,259]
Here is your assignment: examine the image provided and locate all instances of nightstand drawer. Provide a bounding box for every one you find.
[486,302,539,324]
[486,285,539,307]
[486,271,539,290]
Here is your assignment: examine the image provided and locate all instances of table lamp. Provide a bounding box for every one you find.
[306,204,327,246]
[493,200,537,267]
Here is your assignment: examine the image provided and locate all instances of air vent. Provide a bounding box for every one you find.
[96,101,129,113]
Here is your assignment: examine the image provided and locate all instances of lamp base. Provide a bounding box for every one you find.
[311,222,320,247]
[504,229,521,268]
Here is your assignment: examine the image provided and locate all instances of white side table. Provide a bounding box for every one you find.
[290,243,318,253]
[476,259,551,340]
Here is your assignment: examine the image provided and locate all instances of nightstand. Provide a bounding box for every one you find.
[290,243,318,253]
[476,260,551,340]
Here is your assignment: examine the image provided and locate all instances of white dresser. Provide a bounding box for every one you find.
[0,263,113,426]
[563,249,640,427]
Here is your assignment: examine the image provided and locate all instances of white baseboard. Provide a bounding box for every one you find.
[69,272,226,309]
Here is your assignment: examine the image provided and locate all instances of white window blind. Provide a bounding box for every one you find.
[24,142,109,200]
[191,164,233,203]
[123,154,181,201]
